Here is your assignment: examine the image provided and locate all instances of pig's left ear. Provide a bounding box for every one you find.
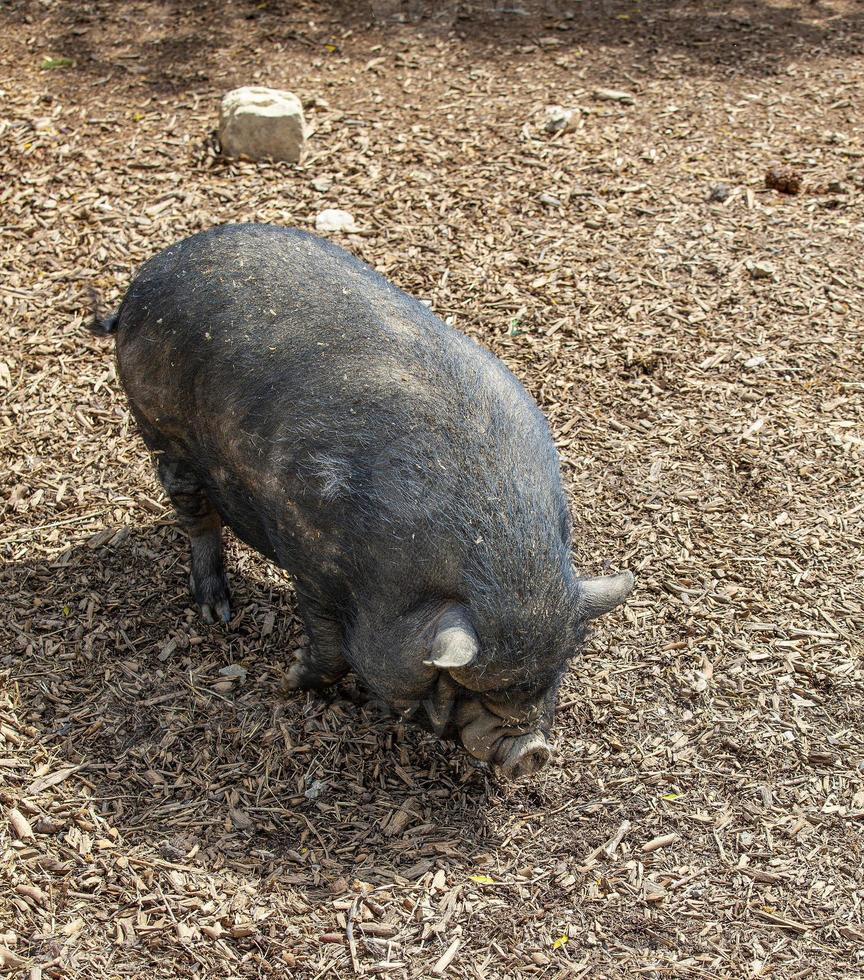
[579,570,634,620]
[423,605,479,669]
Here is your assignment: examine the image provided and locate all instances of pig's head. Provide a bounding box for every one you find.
[349,570,633,779]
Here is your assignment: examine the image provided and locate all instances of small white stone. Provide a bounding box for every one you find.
[218,86,305,163]
[315,208,358,233]
[544,104,573,133]
[304,779,325,800]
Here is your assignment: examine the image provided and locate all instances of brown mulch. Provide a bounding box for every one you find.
[2,1,863,977]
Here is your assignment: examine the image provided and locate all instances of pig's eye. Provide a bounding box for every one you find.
[486,680,537,702]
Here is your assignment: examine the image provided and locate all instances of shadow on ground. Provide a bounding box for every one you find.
[3,0,863,97]
[2,524,505,894]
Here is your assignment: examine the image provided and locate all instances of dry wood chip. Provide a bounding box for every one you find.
[8,807,34,839]
[641,833,679,853]
[27,766,79,795]
[593,88,636,105]
[383,799,419,837]
[432,937,461,976]
[229,808,254,830]
[750,907,813,933]
[0,946,25,969]
[360,922,398,938]
[15,883,47,905]
[644,880,667,903]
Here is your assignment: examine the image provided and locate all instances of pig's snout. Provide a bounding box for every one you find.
[495,731,551,780]
[455,700,552,780]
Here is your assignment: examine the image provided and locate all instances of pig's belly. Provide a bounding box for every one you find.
[198,459,340,585]
[190,460,285,567]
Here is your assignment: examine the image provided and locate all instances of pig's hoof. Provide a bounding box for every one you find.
[285,660,307,690]
[201,599,232,626]
[189,571,232,625]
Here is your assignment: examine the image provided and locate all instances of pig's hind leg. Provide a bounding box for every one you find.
[157,458,232,625]
[286,593,349,690]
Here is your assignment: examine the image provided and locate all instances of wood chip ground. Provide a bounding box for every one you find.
[1,1,863,977]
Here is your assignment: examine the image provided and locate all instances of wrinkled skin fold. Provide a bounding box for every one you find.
[455,697,552,778]
[403,670,555,779]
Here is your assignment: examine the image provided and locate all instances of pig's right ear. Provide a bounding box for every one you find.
[579,570,635,620]
[423,605,479,670]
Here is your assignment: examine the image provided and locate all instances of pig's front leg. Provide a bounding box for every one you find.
[286,592,349,690]
[157,457,232,624]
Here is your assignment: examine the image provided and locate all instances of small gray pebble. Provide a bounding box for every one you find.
[708,183,732,203]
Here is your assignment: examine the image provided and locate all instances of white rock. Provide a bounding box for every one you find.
[315,208,358,233]
[544,104,573,133]
[304,779,325,801]
[218,87,305,163]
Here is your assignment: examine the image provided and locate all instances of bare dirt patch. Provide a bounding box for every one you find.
[1,1,863,977]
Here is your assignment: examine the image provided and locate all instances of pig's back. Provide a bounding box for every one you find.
[117,223,447,366]
[116,223,546,452]
[115,224,568,587]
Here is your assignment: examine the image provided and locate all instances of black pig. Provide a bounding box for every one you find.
[92,224,633,778]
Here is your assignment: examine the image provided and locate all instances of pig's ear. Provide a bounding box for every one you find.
[579,570,634,620]
[423,605,479,669]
